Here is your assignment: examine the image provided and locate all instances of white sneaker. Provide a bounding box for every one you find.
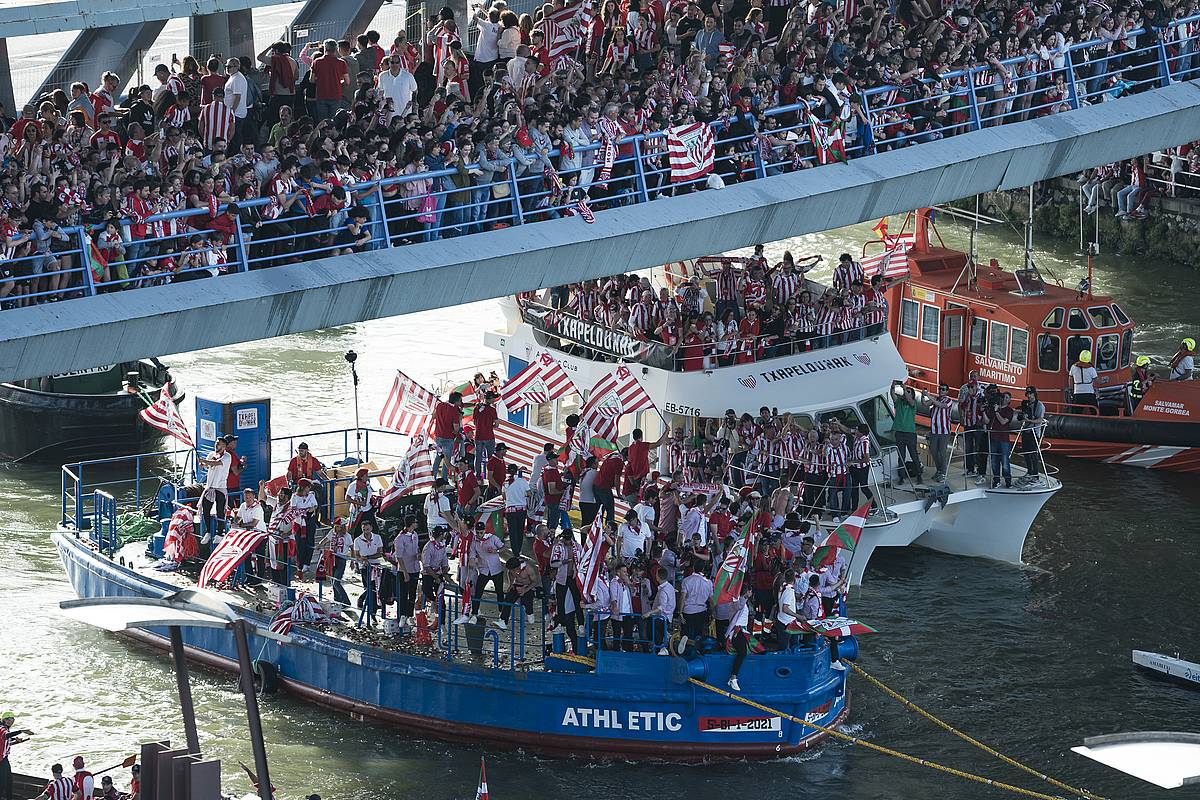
[657,647,669,656]
[974,476,986,485]
[831,661,847,671]
[468,615,479,625]
[728,676,741,691]
[453,614,470,625]
[200,533,212,545]
[526,614,535,624]
[492,619,507,630]
[676,635,689,655]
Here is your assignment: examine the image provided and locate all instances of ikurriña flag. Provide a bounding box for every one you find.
[712,520,753,605]
[806,110,847,165]
[378,370,438,435]
[198,527,269,588]
[666,121,715,183]
[500,351,577,412]
[812,500,871,570]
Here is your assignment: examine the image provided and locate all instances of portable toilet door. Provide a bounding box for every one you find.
[194,397,272,490]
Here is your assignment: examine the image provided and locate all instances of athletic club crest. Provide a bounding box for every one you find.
[738,376,757,388]
[854,353,871,365]
[401,395,434,416]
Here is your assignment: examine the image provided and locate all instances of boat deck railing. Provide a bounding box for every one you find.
[59,426,414,533]
[5,16,1200,308]
[520,299,888,370]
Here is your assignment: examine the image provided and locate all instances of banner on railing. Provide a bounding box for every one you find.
[521,304,649,361]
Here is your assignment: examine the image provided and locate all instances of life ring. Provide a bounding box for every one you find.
[253,659,279,694]
[663,260,690,288]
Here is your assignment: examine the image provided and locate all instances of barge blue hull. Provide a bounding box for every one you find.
[54,531,849,761]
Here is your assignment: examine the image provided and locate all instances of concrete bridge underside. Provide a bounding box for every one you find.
[5,80,1200,382]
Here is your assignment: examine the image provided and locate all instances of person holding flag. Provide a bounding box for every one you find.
[725,583,754,691]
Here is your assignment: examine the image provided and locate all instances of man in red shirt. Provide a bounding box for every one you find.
[309,39,348,121]
[473,391,499,474]
[486,442,508,499]
[593,450,625,524]
[540,460,565,533]
[623,427,667,501]
[432,391,464,479]
[456,456,481,516]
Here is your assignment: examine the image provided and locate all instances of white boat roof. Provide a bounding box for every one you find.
[1072,732,1200,789]
[487,323,907,418]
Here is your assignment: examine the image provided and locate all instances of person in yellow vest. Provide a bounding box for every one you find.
[1130,355,1155,410]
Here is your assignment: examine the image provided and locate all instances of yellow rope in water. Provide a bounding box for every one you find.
[549,652,1071,800]
[689,677,1070,800]
[847,662,1108,800]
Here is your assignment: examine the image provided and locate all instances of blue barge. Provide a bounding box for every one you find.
[53,427,854,761]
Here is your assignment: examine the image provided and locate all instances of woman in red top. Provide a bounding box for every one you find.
[680,323,705,372]
[736,309,760,364]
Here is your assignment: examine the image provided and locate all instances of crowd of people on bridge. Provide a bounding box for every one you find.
[0,0,1187,307]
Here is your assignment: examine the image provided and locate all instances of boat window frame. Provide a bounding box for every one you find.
[857,395,894,450]
[1111,302,1131,325]
[943,303,965,348]
[1087,305,1118,328]
[988,321,1010,361]
[920,304,941,344]
[899,298,920,339]
[1010,327,1029,368]
[1096,332,1121,371]
[1037,333,1061,372]
[1042,307,1065,329]
[1066,335,1093,367]
[1120,329,1133,369]
[969,317,988,356]
[1067,307,1090,331]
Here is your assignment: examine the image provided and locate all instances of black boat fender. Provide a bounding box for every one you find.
[253,659,279,694]
[1046,412,1200,448]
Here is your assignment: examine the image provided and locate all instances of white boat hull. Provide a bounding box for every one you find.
[913,482,1059,564]
[1132,650,1200,687]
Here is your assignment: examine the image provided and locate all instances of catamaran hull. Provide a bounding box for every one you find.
[54,532,850,762]
[913,484,1056,563]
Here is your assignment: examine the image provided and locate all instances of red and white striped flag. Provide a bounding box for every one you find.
[163,506,197,564]
[500,351,577,412]
[574,195,595,223]
[580,365,657,443]
[268,607,294,636]
[575,514,610,602]
[475,757,489,800]
[139,384,194,448]
[542,3,582,63]
[378,370,438,435]
[666,122,715,183]
[380,434,436,514]
[198,527,269,588]
[859,233,915,278]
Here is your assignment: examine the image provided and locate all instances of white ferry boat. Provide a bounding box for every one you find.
[484,284,1061,585]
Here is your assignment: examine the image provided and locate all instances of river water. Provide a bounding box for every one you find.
[2,216,1198,800]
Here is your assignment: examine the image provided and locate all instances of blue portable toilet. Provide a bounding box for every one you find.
[195,396,272,492]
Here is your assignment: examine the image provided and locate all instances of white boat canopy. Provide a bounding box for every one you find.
[1072,732,1200,789]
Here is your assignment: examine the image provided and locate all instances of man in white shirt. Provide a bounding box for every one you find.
[503,464,531,557]
[376,57,417,119]
[1068,350,1099,411]
[466,520,507,627]
[290,477,320,573]
[352,518,384,625]
[424,479,453,531]
[775,568,799,650]
[643,568,676,655]
[197,435,233,550]
[617,509,650,562]
[678,563,713,648]
[223,57,250,149]
[472,4,502,66]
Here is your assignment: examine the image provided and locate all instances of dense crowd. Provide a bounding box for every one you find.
[538,252,892,368]
[1,0,1187,307]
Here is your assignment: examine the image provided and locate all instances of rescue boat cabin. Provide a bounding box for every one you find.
[883,209,1135,411]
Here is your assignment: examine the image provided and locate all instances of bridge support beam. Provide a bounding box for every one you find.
[32,22,167,105]
[0,40,15,116]
[190,10,256,63]
[5,80,1200,381]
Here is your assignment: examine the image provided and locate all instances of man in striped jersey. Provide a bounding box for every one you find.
[34,764,72,800]
[927,382,955,483]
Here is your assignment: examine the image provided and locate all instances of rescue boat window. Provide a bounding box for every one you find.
[920,305,940,343]
[1097,333,1120,371]
[969,318,987,356]
[1088,306,1117,328]
[900,298,919,338]
[989,322,1009,361]
[943,310,963,348]
[1120,330,1132,368]
[1111,303,1130,325]
[1043,308,1065,329]
[1066,335,1092,366]
[1067,308,1090,330]
[1037,334,1060,372]
[1011,328,1029,366]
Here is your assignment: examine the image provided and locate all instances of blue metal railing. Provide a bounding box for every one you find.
[7,15,1198,308]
